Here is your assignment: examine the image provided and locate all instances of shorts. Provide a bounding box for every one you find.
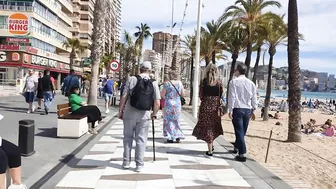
[0,139,22,174]
[105,93,113,101]
[25,92,35,103]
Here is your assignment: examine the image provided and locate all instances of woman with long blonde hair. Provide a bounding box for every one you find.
[192,63,224,157]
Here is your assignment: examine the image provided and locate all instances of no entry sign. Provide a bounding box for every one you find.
[109,60,120,72]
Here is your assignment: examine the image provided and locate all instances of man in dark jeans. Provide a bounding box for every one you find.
[41,70,56,115]
[227,64,257,162]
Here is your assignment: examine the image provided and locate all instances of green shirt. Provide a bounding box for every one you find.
[69,94,83,112]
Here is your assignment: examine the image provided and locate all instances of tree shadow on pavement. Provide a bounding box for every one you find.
[35,127,58,138]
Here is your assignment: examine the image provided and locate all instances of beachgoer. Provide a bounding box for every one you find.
[61,69,80,97]
[227,63,257,162]
[103,76,116,114]
[161,71,185,143]
[192,63,224,158]
[40,70,56,115]
[22,69,38,113]
[274,111,281,119]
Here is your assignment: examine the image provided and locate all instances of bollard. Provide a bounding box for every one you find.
[264,130,273,163]
[18,120,35,157]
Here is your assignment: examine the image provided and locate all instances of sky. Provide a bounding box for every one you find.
[121,0,336,74]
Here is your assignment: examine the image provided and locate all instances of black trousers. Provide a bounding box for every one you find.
[0,139,21,174]
[72,106,102,128]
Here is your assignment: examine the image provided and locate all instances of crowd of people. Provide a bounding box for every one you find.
[1,61,258,187]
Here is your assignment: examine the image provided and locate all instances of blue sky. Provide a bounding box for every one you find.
[121,0,336,73]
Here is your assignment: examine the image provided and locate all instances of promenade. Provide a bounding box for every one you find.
[0,94,117,187]
[47,111,292,189]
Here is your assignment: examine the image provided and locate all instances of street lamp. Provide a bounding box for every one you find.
[192,0,203,118]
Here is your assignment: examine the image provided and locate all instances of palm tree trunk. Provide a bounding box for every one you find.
[211,51,216,64]
[189,53,194,105]
[70,49,76,70]
[252,46,261,84]
[287,0,301,142]
[118,53,123,80]
[244,30,252,78]
[205,56,210,66]
[263,50,275,121]
[225,53,238,111]
[88,0,105,105]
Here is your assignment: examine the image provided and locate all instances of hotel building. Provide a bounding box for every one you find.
[0,0,83,94]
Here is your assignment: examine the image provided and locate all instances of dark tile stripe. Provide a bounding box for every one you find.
[101,174,172,181]
[87,151,114,155]
[97,141,120,144]
[170,164,231,170]
[176,186,252,189]
[55,187,94,189]
[72,166,106,170]
[110,157,168,161]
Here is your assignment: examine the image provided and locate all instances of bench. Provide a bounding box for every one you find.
[56,103,88,138]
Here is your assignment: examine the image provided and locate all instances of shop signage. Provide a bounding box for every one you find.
[31,55,57,68]
[6,37,30,43]
[8,13,29,35]
[0,52,6,62]
[73,66,83,72]
[64,64,70,70]
[25,46,38,54]
[12,52,20,61]
[0,44,20,51]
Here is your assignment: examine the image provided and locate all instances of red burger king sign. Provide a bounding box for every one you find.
[8,13,29,35]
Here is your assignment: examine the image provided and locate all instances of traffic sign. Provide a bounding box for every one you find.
[109,60,120,72]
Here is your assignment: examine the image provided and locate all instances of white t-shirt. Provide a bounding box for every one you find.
[25,75,38,92]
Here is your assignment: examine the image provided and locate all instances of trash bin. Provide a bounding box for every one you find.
[18,119,35,157]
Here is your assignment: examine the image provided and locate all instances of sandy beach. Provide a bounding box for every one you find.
[221,107,336,189]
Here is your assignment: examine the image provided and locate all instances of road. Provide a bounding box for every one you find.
[0,93,117,186]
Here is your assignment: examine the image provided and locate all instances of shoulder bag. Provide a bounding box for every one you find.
[169,80,186,106]
[218,84,225,117]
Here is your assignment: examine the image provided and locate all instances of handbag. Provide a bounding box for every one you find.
[169,80,186,106]
[218,85,225,117]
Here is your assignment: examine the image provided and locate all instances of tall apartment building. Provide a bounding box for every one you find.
[0,0,83,92]
[328,74,335,89]
[70,0,122,62]
[143,49,161,80]
[152,31,181,74]
[317,72,328,91]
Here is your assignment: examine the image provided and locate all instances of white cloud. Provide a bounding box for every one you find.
[121,0,336,73]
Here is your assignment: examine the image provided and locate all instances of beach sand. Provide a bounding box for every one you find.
[221,109,336,189]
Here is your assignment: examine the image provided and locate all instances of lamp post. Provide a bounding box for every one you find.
[192,0,203,118]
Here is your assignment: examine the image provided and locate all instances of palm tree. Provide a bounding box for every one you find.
[116,42,126,80]
[221,0,281,78]
[123,30,137,80]
[287,0,301,142]
[263,15,287,121]
[182,35,196,105]
[100,53,114,75]
[134,23,152,74]
[252,25,268,84]
[221,22,247,110]
[62,38,85,70]
[87,0,106,105]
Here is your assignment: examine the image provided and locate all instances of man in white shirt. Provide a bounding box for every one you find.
[228,63,257,162]
[22,69,38,113]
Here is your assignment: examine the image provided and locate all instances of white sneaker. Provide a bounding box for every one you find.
[122,164,130,169]
[27,110,31,114]
[31,106,35,113]
[8,184,28,189]
[135,166,143,172]
[105,109,110,114]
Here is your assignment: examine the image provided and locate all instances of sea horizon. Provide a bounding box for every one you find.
[257,90,336,101]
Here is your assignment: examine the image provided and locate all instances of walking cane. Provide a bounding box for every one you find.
[151,117,156,161]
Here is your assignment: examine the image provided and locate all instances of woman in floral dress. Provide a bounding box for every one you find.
[161,72,185,143]
[192,63,224,157]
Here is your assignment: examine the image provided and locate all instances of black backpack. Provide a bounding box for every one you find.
[130,75,155,110]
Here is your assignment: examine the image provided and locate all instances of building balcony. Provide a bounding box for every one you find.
[79,38,92,46]
[0,5,34,12]
[58,0,73,13]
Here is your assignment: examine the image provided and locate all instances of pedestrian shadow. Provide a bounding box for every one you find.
[0,105,27,112]
[35,127,58,138]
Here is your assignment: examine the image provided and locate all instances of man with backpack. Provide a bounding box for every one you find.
[61,69,80,97]
[118,61,161,172]
[104,76,115,114]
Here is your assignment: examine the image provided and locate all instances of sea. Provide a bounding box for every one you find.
[257,90,336,101]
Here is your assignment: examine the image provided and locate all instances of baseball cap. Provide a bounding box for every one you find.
[140,61,152,70]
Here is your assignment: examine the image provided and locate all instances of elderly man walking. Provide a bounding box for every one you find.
[118,61,161,172]
[227,63,257,162]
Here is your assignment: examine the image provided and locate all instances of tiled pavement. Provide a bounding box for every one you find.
[54,111,254,189]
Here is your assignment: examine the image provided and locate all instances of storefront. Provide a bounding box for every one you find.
[0,50,83,92]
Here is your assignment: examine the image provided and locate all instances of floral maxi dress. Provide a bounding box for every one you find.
[163,81,185,140]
